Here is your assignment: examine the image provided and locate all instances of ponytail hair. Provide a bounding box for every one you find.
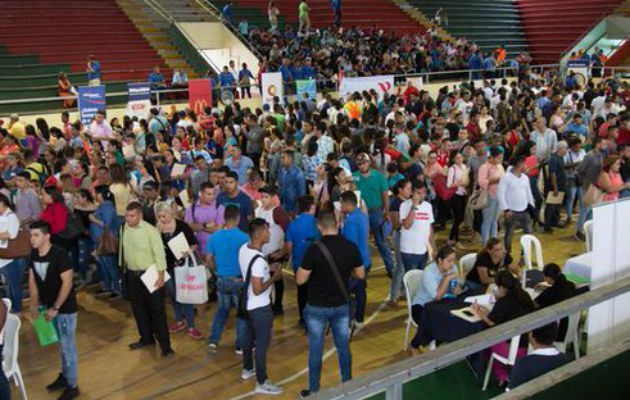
[495,270,535,311]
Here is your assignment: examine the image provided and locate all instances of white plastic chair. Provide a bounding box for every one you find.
[402,270,423,351]
[520,234,544,270]
[2,299,27,399]
[459,253,477,281]
[554,312,581,360]
[482,334,521,390]
[583,220,593,252]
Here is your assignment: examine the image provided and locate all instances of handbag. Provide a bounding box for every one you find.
[0,228,32,259]
[583,183,604,208]
[96,228,118,255]
[469,188,489,210]
[58,212,83,241]
[432,174,457,202]
[237,254,264,320]
[174,253,209,305]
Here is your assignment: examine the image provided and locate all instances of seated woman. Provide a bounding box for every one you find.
[58,72,76,109]
[471,270,535,388]
[466,238,513,289]
[409,245,460,349]
[535,263,576,341]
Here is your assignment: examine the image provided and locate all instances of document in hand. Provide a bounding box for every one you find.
[546,191,565,205]
[141,265,171,294]
[179,190,190,208]
[170,163,186,178]
[464,293,494,307]
[168,232,191,260]
[450,306,482,323]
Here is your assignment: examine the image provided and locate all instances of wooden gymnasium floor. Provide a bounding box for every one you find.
[18,223,586,400]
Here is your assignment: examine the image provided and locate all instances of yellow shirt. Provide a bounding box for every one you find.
[120,220,166,271]
[109,183,132,216]
[8,122,25,140]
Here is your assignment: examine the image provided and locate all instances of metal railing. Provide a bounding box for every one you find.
[310,277,630,400]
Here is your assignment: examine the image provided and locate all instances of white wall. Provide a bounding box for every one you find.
[178,22,260,76]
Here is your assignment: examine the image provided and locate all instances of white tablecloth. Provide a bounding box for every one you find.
[563,251,593,280]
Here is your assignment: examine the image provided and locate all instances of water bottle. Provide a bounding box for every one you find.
[449,278,457,295]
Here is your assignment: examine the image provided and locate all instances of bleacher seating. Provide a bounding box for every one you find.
[516,0,625,64]
[0,0,172,113]
[406,0,528,59]
[211,0,425,35]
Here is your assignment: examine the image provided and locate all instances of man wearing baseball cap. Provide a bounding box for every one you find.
[352,153,394,276]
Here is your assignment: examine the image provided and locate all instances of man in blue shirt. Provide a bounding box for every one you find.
[219,66,236,92]
[206,205,250,352]
[340,190,370,327]
[238,62,255,98]
[286,195,320,323]
[223,146,254,185]
[483,53,496,78]
[217,171,254,232]
[278,150,306,216]
[148,65,166,90]
[86,55,101,86]
[468,51,482,79]
[565,113,588,139]
[331,0,341,26]
[278,58,293,88]
[222,2,233,25]
[301,58,316,80]
[292,60,304,81]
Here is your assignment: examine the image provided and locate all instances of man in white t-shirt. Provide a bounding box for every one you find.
[238,218,283,395]
[399,181,435,271]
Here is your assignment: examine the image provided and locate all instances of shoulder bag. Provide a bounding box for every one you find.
[0,227,32,259]
[314,241,350,303]
[96,227,118,255]
[237,254,264,320]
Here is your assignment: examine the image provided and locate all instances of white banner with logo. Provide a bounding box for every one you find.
[262,72,283,105]
[339,75,394,99]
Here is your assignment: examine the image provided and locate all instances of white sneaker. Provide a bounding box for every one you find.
[241,368,255,380]
[353,321,365,330]
[208,343,218,353]
[255,380,283,395]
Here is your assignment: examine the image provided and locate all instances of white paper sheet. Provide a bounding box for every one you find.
[464,294,494,307]
[167,232,191,260]
[140,265,171,294]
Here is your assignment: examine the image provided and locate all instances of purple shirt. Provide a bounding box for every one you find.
[184,200,225,255]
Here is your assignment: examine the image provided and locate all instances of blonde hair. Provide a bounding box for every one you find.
[155,201,174,217]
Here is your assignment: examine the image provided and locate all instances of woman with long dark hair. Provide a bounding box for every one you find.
[40,186,70,248]
[536,263,576,340]
[471,270,535,387]
[389,178,412,304]
[446,150,469,245]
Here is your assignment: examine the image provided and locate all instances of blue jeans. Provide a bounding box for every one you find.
[305,304,352,393]
[401,252,428,272]
[0,344,9,400]
[166,275,195,328]
[481,195,500,244]
[243,305,273,384]
[0,258,25,312]
[565,182,587,234]
[54,313,78,388]
[97,255,119,293]
[209,277,246,347]
[349,271,368,323]
[368,209,394,273]
[389,231,404,300]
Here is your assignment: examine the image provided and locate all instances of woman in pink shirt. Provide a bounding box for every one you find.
[477,146,505,244]
[600,156,630,202]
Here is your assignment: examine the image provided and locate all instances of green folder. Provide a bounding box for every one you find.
[564,272,590,286]
[32,312,59,347]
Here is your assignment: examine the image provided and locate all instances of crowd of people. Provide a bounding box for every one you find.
[0,65,629,399]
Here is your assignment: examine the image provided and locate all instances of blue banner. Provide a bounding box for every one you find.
[78,85,106,125]
[127,82,151,101]
[127,82,152,118]
[296,79,317,101]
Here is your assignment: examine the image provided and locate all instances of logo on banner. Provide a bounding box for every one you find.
[126,82,151,119]
[188,79,213,115]
[378,81,392,94]
[262,72,283,105]
[78,85,106,125]
[339,75,394,99]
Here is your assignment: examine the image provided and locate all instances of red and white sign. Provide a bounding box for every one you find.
[339,75,395,99]
[188,79,213,116]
